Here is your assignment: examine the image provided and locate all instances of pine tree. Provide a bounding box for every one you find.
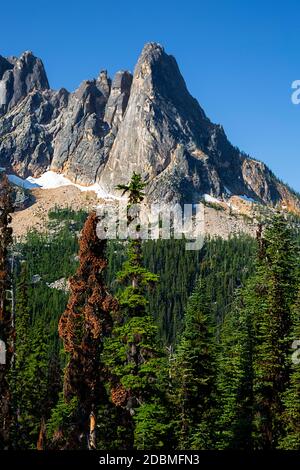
[54,212,117,449]
[103,173,171,449]
[0,171,14,448]
[172,278,216,449]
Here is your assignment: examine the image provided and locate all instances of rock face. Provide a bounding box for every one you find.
[0,43,299,208]
[0,51,49,115]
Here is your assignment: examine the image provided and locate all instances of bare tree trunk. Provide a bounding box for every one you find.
[88,411,96,450]
[37,417,46,450]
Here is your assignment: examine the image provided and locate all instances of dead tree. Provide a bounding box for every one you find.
[58,212,117,449]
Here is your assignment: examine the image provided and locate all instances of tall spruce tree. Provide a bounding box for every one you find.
[172,277,216,450]
[0,171,14,449]
[216,216,298,450]
[252,215,298,449]
[216,286,254,450]
[19,322,49,449]
[279,285,300,449]
[10,262,61,449]
[53,212,117,449]
[103,173,171,449]
[10,263,31,447]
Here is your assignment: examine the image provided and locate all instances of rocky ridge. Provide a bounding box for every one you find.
[0,43,299,211]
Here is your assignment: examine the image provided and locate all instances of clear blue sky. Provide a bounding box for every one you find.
[2,0,300,191]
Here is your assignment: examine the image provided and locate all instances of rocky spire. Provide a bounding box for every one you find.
[0,44,298,210]
[0,51,49,115]
[98,42,219,200]
[96,70,111,99]
[104,70,132,129]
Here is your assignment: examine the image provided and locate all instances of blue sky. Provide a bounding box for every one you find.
[2,0,300,191]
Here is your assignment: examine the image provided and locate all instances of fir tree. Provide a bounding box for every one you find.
[216,287,254,450]
[103,173,171,449]
[279,286,300,449]
[216,216,298,450]
[172,278,216,449]
[252,215,298,449]
[20,322,49,448]
[10,262,53,449]
[10,263,31,447]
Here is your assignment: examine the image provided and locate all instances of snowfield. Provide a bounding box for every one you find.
[8,171,257,205]
[9,171,123,200]
[203,194,222,204]
[27,171,72,189]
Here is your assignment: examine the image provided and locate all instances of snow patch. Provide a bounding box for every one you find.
[26,171,124,200]
[203,194,222,204]
[27,171,73,189]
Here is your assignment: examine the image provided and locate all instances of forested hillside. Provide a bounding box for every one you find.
[0,173,300,450]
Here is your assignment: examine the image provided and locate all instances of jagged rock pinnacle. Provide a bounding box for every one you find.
[0,45,298,211]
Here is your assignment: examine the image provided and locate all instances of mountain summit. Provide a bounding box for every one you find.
[0,43,298,209]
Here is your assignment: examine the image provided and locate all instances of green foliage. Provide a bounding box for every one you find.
[115,172,146,205]
[48,206,88,225]
[252,216,298,449]
[103,173,170,449]
[143,235,255,343]
[134,402,172,450]
[46,393,79,442]
[8,208,86,448]
[172,278,217,449]
[217,215,299,450]
[7,199,300,451]
[13,320,53,448]
[103,316,166,393]
[279,287,300,449]
[216,288,254,449]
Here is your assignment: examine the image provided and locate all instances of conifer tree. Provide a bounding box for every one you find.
[0,171,14,448]
[10,261,56,448]
[279,286,300,449]
[103,173,171,449]
[12,263,63,449]
[19,322,49,448]
[10,263,31,447]
[216,216,298,450]
[216,287,254,450]
[172,278,216,450]
[54,212,117,449]
[252,215,297,449]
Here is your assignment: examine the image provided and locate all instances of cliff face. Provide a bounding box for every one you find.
[0,44,298,208]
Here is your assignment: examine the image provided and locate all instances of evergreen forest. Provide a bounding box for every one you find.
[0,172,300,451]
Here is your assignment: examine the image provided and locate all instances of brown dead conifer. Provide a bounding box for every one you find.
[58,211,117,449]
